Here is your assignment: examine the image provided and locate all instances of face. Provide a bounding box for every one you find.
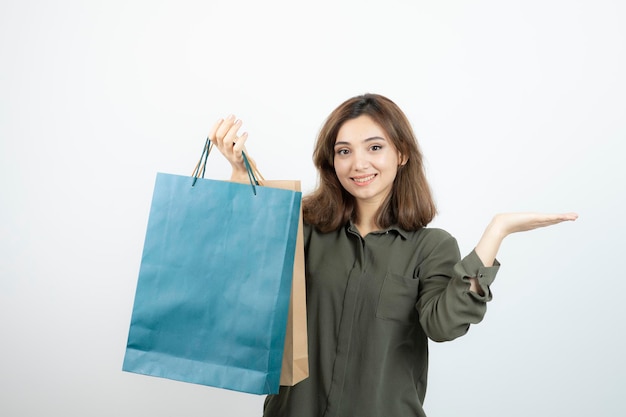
[333,115,403,209]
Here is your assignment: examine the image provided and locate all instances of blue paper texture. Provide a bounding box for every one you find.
[123,173,302,395]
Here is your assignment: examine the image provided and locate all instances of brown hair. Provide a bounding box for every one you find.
[302,93,437,233]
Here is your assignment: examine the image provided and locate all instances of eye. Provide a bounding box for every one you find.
[370,144,383,151]
[335,148,350,155]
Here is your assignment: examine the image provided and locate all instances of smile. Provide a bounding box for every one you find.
[352,174,377,185]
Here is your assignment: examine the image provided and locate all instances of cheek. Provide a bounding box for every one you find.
[333,158,347,176]
[333,162,352,187]
[375,154,398,172]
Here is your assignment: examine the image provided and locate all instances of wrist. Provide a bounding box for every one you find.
[488,215,509,241]
[475,218,506,267]
[230,165,249,183]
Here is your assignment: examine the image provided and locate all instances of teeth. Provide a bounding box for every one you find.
[353,175,375,183]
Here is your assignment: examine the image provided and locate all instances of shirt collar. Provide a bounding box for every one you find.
[346,221,409,240]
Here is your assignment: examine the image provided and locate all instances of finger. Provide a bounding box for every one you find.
[540,213,579,225]
[561,212,579,221]
[232,132,248,158]
[215,115,238,147]
[208,118,224,143]
[540,213,579,230]
[223,119,243,149]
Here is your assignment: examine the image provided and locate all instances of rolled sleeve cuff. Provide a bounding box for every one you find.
[457,249,500,301]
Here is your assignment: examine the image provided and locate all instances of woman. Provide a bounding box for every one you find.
[210,93,577,417]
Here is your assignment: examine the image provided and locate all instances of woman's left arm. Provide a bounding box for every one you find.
[468,212,579,294]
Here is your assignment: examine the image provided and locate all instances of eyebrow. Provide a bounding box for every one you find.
[334,136,387,147]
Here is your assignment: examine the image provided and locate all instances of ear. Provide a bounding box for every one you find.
[398,152,408,166]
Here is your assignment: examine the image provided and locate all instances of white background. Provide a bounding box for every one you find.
[1,0,624,416]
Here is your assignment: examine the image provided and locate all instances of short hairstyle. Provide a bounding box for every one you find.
[302,93,437,233]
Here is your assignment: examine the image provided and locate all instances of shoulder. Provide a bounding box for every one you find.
[402,227,460,259]
[303,221,314,239]
[303,221,341,242]
[404,227,454,245]
[303,221,325,248]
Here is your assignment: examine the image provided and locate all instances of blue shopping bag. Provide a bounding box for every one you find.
[123,140,302,395]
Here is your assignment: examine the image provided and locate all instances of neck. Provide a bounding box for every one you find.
[354,202,380,236]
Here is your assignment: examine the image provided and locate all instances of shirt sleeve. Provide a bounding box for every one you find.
[414,231,500,342]
[456,248,500,301]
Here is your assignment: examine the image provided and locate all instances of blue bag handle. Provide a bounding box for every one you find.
[191,137,259,195]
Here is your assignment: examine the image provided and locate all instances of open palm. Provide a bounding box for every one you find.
[494,212,579,236]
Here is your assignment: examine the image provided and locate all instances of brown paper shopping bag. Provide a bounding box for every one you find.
[260,179,309,386]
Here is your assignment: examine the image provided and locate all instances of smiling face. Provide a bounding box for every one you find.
[333,115,403,210]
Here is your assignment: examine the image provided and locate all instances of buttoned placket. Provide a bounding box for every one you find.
[322,226,368,417]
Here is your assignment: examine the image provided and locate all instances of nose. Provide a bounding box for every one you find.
[353,149,370,171]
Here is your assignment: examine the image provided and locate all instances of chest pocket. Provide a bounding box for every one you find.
[375,272,420,324]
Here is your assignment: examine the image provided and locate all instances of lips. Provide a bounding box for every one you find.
[351,174,377,185]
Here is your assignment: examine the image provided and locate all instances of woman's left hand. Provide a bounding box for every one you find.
[488,212,579,238]
[474,212,578,268]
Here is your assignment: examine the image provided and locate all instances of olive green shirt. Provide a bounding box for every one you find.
[264,222,500,417]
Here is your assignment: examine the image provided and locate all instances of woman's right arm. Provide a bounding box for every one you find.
[208,115,252,183]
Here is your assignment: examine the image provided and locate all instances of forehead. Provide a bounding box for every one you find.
[335,115,387,144]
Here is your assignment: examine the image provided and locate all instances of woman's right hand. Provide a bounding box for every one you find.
[208,115,251,182]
